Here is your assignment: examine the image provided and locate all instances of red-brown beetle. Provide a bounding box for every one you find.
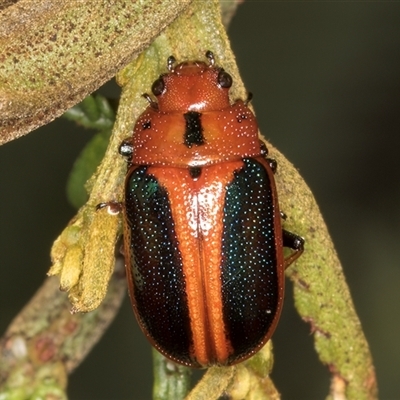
[107,51,304,368]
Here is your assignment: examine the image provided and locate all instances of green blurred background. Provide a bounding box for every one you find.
[1,2,399,399]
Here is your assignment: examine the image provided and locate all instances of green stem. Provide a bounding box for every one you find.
[152,350,192,400]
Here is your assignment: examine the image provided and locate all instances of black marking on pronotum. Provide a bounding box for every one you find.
[183,111,205,148]
[189,167,202,179]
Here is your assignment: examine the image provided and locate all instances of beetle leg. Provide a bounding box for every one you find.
[96,201,123,215]
[267,158,277,173]
[97,203,126,263]
[259,141,268,157]
[282,229,304,268]
[259,142,277,173]
[244,92,253,105]
[119,139,134,159]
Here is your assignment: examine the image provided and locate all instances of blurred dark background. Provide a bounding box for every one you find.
[1,2,399,399]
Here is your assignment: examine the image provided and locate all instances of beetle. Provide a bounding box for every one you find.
[102,51,304,368]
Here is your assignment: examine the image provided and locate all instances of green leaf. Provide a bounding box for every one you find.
[66,128,111,209]
[63,94,115,131]
[63,94,115,209]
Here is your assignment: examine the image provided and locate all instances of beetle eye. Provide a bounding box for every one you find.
[152,77,165,96]
[217,70,233,88]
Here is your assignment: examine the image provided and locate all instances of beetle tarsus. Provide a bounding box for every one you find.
[96,201,123,215]
[282,229,305,268]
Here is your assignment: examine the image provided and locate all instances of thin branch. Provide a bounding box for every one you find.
[0,261,126,398]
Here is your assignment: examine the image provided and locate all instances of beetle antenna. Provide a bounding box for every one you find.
[244,92,253,105]
[142,93,158,109]
[167,55,176,71]
[205,50,215,66]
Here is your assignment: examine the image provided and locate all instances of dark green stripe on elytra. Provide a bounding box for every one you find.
[220,158,279,364]
[124,166,194,364]
[183,111,205,148]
